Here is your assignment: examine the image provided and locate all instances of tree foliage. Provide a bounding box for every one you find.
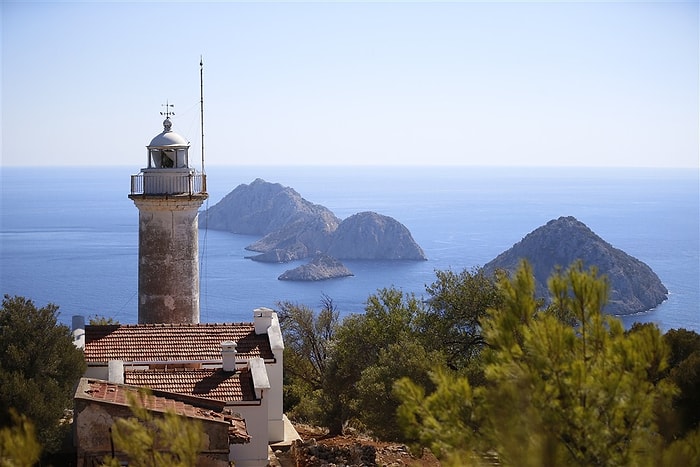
[419,268,503,371]
[88,314,119,325]
[0,409,41,467]
[396,368,480,464]
[483,261,674,465]
[325,287,429,437]
[280,288,435,436]
[0,295,86,453]
[281,269,505,438]
[352,329,445,440]
[396,261,693,466]
[279,294,338,391]
[277,295,340,424]
[102,388,203,467]
[662,328,700,437]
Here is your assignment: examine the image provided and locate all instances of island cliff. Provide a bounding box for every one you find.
[482,216,668,315]
[203,179,426,280]
[328,212,428,260]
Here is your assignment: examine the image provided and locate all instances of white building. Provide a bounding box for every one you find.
[79,308,288,466]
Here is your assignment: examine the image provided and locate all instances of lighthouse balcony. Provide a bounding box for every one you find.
[130,169,207,196]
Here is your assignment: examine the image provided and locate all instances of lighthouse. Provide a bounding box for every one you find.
[128,107,208,324]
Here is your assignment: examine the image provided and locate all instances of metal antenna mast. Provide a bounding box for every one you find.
[200,56,205,173]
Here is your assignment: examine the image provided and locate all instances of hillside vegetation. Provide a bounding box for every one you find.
[279,262,700,465]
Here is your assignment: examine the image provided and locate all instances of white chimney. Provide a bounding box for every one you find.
[72,315,85,349]
[108,360,124,384]
[221,341,237,372]
[254,307,274,335]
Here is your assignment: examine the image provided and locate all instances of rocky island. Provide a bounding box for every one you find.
[203,179,426,281]
[278,254,354,281]
[482,216,668,315]
[327,211,428,260]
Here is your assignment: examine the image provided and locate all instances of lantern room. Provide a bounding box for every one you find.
[147,117,190,169]
[130,111,206,197]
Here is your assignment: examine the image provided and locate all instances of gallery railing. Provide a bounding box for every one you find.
[130,171,207,196]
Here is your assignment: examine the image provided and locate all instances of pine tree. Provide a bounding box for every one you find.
[396,261,685,466]
[0,295,86,453]
[0,410,41,466]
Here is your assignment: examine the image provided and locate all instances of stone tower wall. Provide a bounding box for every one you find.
[132,196,206,324]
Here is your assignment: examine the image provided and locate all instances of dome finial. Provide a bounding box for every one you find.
[160,100,175,132]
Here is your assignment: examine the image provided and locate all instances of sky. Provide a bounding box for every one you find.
[2,1,698,168]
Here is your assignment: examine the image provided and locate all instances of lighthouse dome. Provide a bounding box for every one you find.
[148,118,189,148]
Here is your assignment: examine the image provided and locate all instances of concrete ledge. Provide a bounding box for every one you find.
[270,415,301,451]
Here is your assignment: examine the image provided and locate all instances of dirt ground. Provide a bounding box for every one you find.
[272,423,441,467]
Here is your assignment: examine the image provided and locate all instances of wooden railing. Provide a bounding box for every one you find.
[130,172,206,196]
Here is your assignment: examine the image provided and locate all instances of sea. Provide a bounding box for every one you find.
[1,166,698,334]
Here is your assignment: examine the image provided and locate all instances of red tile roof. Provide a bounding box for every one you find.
[84,323,274,363]
[75,378,251,443]
[124,368,258,403]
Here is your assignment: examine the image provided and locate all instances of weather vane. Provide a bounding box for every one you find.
[160,101,175,119]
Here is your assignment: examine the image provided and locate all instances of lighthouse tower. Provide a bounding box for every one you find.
[128,108,208,324]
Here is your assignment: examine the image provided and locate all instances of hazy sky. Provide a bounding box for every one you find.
[2,1,698,168]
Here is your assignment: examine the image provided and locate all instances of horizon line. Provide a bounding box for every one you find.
[2,163,699,171]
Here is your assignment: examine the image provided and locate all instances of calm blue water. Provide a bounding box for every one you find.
[1,166,698,333]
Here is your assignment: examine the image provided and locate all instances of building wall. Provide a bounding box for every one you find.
[73,399,230,467]
[228,401,269,467]
[267,313,285,442]
[84,365,108,381]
